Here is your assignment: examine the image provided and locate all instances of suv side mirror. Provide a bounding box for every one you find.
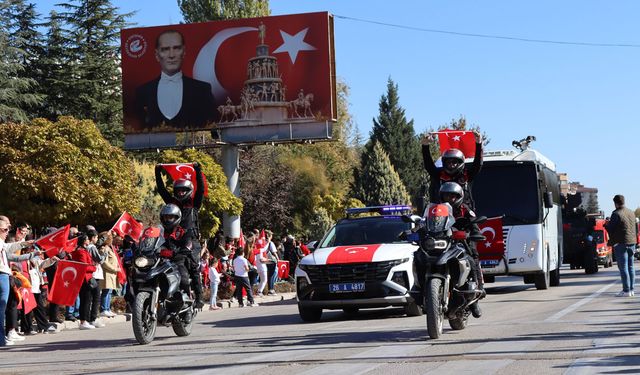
[544,191,553,208]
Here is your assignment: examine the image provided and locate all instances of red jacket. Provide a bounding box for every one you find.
[71,247,96,282]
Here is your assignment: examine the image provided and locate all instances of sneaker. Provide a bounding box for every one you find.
[3,339,14,346]
[7,331,25,341]
[90,320,106,328]
[65,315,77,322]
[247,302,259,307]
[615,291,632,297]
[47,325,57,333]
[209,306,221,311]
[100,311,116,318]
[238,304,244,308]
[25,331,38,336]
[79,321,95,330]
[631,290,636,296]
[268,290,277,296]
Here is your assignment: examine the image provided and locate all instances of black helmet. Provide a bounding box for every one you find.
[439,182,464,208]
[441,149,465,175]
[173,178,194,202]
[160,204,182,230]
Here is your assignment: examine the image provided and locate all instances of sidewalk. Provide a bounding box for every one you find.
[49,292,297,332]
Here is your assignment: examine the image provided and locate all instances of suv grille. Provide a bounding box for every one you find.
[303,259,404,284]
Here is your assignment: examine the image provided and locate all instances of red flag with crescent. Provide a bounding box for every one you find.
[237,229,245,249]
[277,260,290,279]
[64,237,78,253]
[114,251,127,286]
[434,129,476,158]
[111,212,143,241]
[36,224,70,258]
[21,288,37,314]
[161,163,209,197]
[47,260,88,306]
[477,217,504,260]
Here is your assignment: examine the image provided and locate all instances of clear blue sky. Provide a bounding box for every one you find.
[36,1,640,214]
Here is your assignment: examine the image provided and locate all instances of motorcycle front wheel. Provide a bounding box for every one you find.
[132,291,157,345]
[425,278,444,339]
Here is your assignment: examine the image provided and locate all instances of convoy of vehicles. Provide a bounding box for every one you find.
[472,140,563,290]
[295,205,422,322]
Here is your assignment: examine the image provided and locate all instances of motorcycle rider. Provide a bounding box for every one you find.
[439,181,485,318]
[159,204,194,300]
[155,163,204,309]
[422,130,483,210]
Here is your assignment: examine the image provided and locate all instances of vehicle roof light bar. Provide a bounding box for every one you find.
[346,205,412,217]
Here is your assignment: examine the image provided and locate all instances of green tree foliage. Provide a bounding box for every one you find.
[307,207,333,242]
[178,0,270,23]
[0,0,43,123]
[367,78,423,203]
[352,142,410,206]
[0,117,139,227]
[55,0,132,146]
[158,148,242,238]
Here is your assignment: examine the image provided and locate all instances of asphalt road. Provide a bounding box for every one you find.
[1,264,639,375]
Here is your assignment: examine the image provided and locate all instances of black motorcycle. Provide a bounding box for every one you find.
[408,203,485,339]
[130,228,197,345]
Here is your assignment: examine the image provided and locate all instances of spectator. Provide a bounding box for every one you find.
[208,258,221,310]
[604,194,638,297]
[264,230,279,296]
[255,234,269,296]
[71,233,100,330]
[25,247,58,334]
[97,232,119,318]
[233,239,258,307]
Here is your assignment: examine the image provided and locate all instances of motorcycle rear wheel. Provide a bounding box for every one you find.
[425,278,444,339]
[133,291,157,345]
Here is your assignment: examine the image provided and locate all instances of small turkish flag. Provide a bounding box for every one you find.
[21,288,37,314]
[238,229,245,249]
[111,212,143,241]
[114,251,127,286]
[47,260,88,306]
[277,260,290,279]
[435,129,477,158]
[477,217,505,259]
[64,237,78,253]
[36,224,70,258]
[160,163,209,197]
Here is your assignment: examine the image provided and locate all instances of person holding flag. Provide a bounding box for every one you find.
[422,129,483,210]
[155,162,206,308]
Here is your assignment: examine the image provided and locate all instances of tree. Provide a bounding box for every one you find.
[367,78,423,204]
[584,193,599,215]
[55,0,133,146]
[352,142,410,206]
[0,117,139,227]
[159,148,243,238]
[0,0,42,123]
[178,0,270,23]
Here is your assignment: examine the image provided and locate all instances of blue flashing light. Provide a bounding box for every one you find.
[346,205,412,216]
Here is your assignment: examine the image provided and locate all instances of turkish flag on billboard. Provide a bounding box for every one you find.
[160,163,209,197]
[435,129,477,158]
[121,12,335,134]
[111,212,144,241]
[47,260,88,306]
[36,225,70,258]
[20,288,37,314]
[277,260,290,279]
[477,217,505,259]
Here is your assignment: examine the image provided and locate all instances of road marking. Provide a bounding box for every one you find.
[424,359,514,373]
[298,344,425,375]
[544,281,617,322]
[468,340,540,357]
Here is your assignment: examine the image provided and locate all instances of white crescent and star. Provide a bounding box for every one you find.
[48,230,63,243]
[344,246,367,255]
[175,164,195,181]
[119,220,132,235]
[481,227,496,248]
[60,266,78,288]
[273,28,316,64]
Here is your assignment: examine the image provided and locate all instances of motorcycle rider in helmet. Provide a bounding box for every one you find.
[159,204,193,298]
[422,130,483,210]
[439,181,485,318]
[155,163,205,309]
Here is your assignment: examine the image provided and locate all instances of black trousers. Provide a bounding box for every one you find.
[175,252,203,300]
[234,276,254,305]
[22,292,49,333]
[45,266,59,321]
[5,287,18,333]
[79,280,100,322]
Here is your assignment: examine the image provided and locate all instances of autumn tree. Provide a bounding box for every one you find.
[178,0,270,23]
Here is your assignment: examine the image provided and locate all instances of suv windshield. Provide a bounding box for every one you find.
[472,163,540,225]
[318,216,411,248]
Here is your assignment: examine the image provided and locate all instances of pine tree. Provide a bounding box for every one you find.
[56,0,132,146]
[367,78,423,204]
[178,0,270,23]
[353,141,410,206]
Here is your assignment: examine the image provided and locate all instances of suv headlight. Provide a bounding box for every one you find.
[134,256,152,268]
[297,263,309,272]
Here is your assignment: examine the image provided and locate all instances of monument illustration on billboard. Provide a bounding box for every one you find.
[121,12,336,149]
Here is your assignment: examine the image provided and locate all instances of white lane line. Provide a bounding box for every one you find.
[468,340,540,357]
[299,343,425,375]
[544,281,617,323]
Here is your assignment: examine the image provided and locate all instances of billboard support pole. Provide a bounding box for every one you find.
[222,145,241,239]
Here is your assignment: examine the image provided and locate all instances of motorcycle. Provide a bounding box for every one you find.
[407,203,486,339]
[130,227,197,345]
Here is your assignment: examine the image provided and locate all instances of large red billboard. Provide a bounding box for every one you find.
[121,12,336,147]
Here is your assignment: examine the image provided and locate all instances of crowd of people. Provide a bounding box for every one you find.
[0,210,309,347]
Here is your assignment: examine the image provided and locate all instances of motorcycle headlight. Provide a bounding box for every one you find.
[134,256,152,268]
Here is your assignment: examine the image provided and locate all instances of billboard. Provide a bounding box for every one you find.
[121,12,336,149]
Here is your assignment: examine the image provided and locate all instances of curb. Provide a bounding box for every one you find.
[50,313,131,332]
[213,292,296,309]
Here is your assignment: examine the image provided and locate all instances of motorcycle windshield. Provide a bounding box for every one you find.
[138,235,165,256]
[423,203,455,233]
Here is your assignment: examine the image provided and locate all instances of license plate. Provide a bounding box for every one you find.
[481,259,500,267]
[329,282,365,293]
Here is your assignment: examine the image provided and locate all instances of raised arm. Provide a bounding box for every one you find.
[467,131,484,181]
[421,134,439,177]
[155,164,172,203]
[192,162,205,209]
